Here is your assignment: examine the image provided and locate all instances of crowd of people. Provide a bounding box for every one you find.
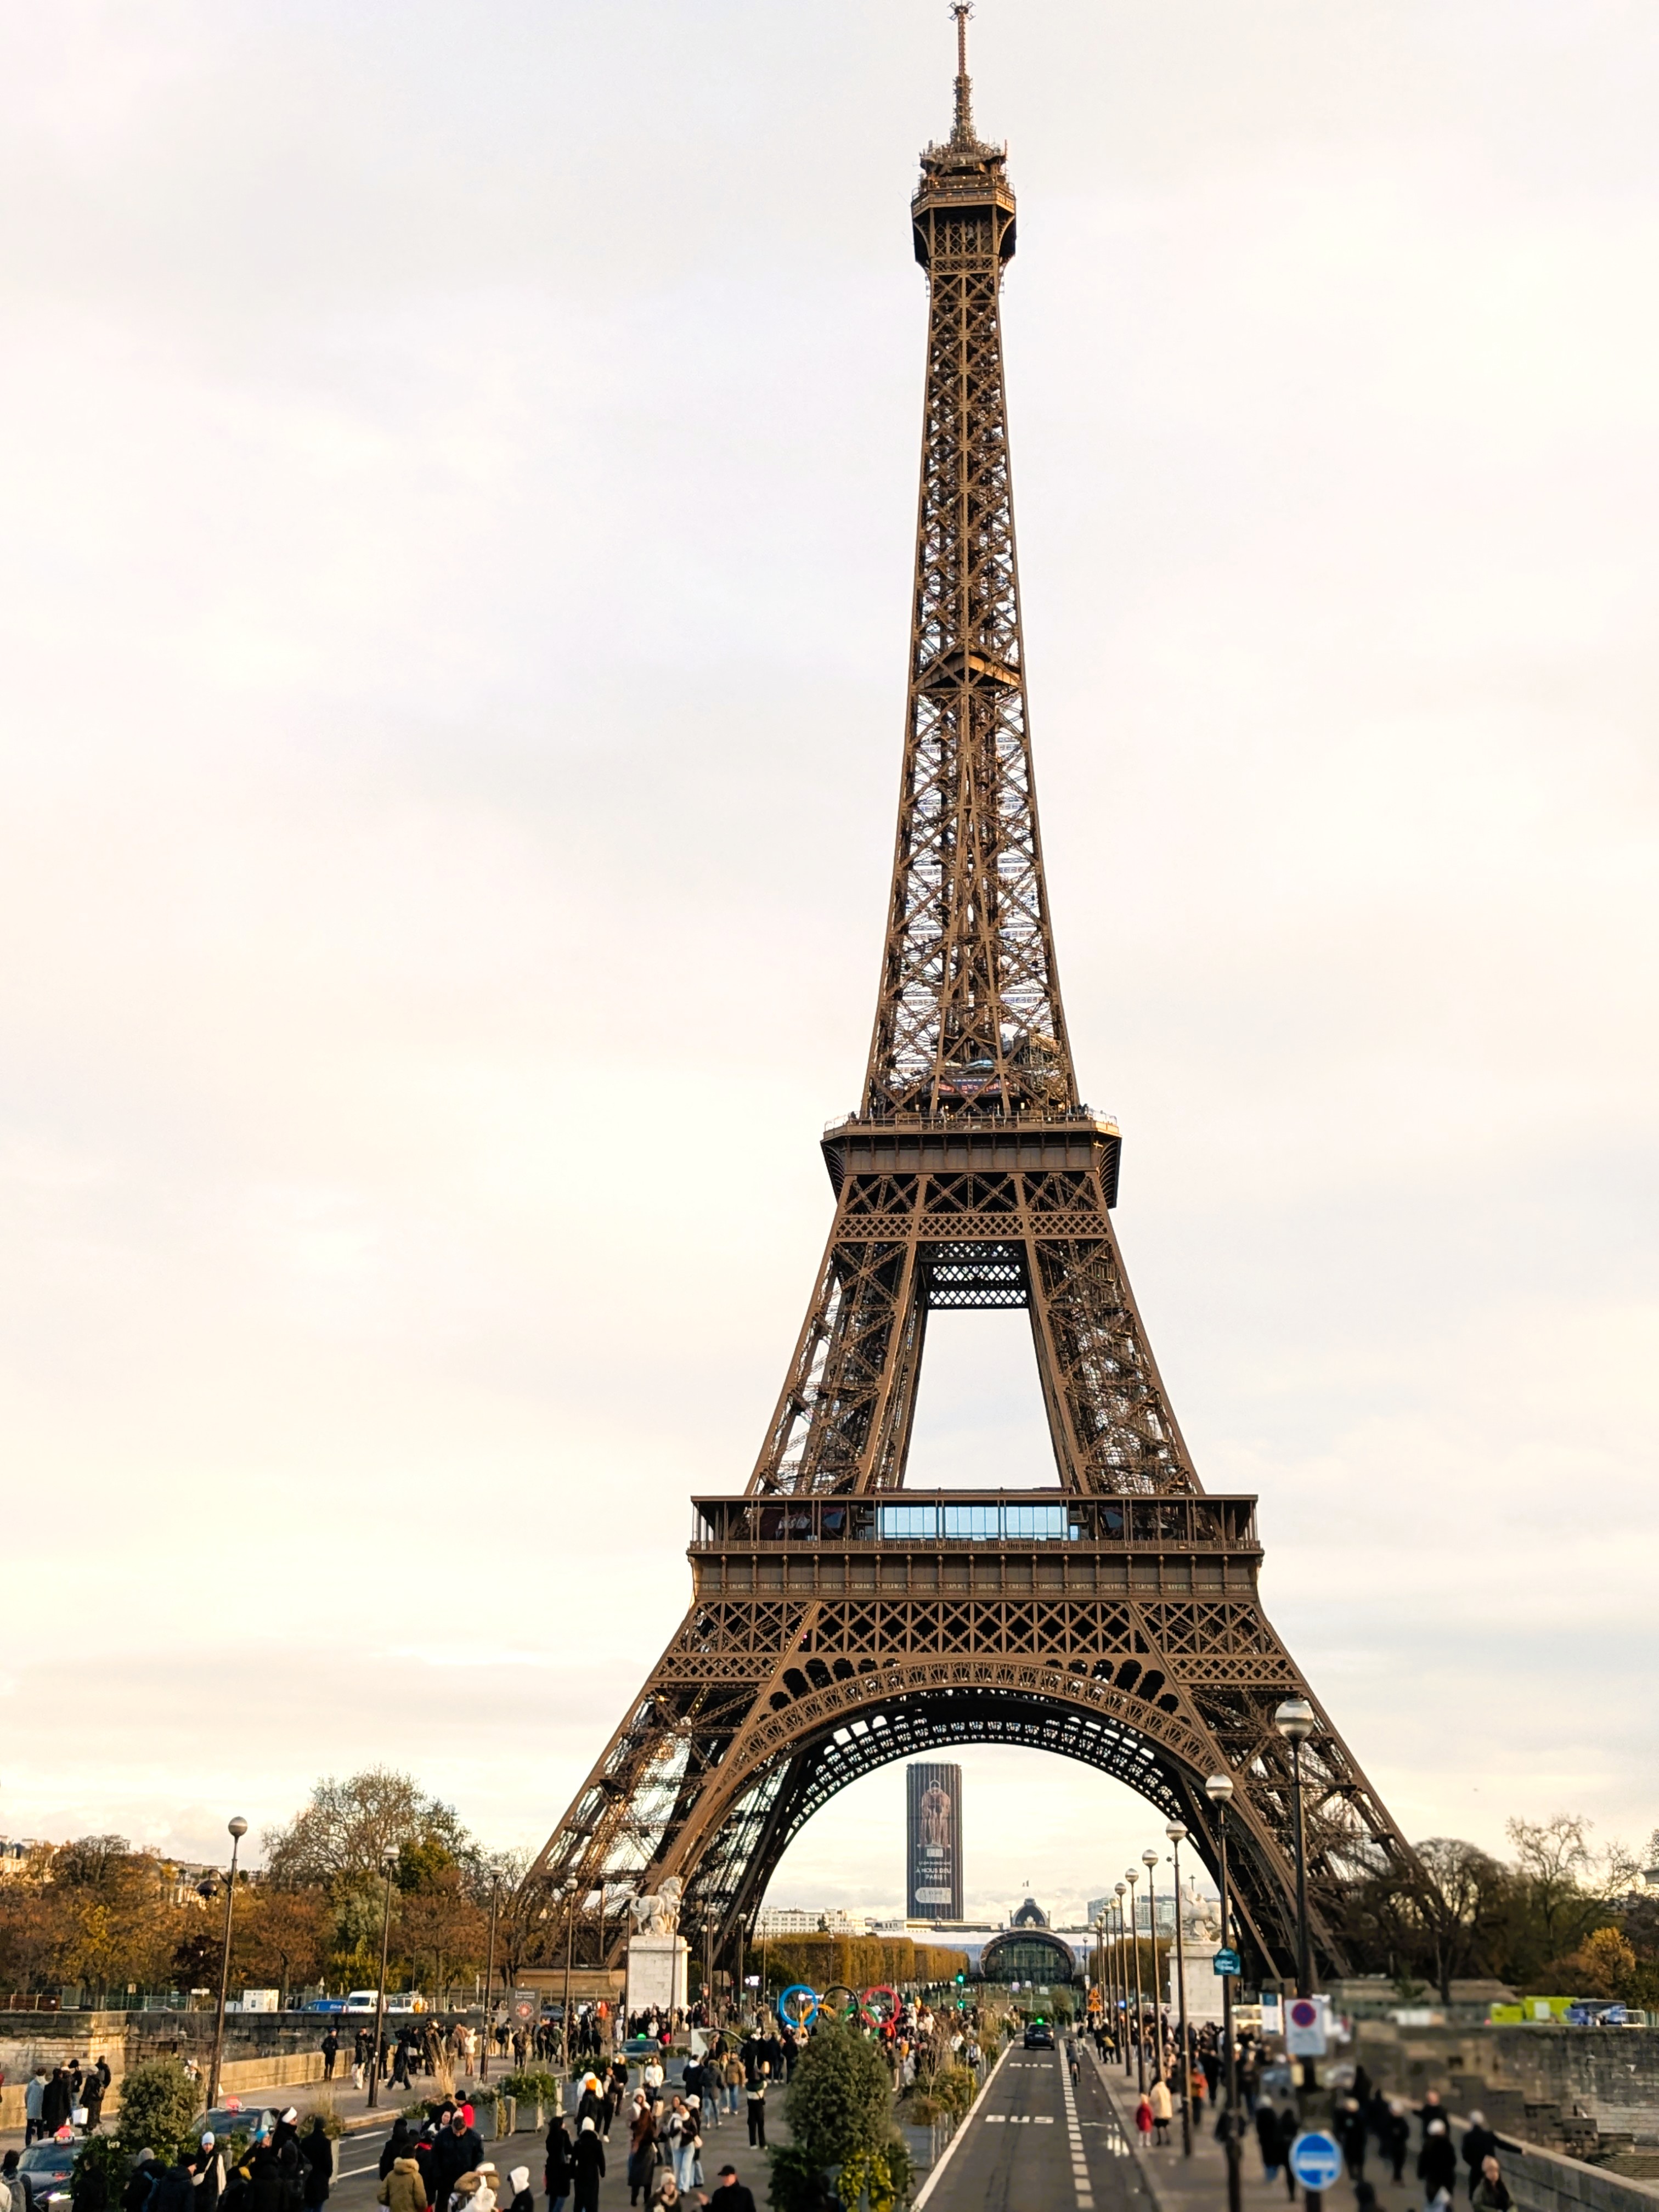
[373,2082,761,2212]
[1091,2005,1518,2212]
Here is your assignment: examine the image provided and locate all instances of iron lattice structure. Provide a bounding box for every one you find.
[524,22,1413,1985]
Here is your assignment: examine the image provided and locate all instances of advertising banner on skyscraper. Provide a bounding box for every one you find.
[906,1761,963,1920]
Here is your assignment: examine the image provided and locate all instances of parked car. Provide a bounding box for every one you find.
[201,2107,278,2146]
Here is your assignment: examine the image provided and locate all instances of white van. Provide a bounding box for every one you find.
[341,1990,426,2013]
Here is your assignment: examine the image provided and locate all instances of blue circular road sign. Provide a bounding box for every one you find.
[1289,2132,1344,2192]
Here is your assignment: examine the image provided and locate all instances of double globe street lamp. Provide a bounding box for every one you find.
[204,1816,247,2108]
[1205,1773,1243,2212]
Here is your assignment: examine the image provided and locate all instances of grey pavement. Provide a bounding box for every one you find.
[1090,2049,1438,2212]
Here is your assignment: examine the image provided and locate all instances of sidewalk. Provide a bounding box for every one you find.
[1090,2051,1426,2212]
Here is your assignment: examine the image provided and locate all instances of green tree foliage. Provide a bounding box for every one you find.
[769,2022,910,2212]
[115,2058,202,2162]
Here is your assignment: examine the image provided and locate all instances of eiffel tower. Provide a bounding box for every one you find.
[526,13,1412,1984]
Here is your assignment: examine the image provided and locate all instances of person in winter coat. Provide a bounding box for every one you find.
[1419,2119,1459,2210]
[1340,2100,1369,2180]
[1149,2080,1173,2146]
[721,2052,744,2119]
[125,2159,166,2212]
[1385,2103,1413,2183]
[543,2121,573,2212]
[82,2072,106,2131]
[471,2165,500,2212]
[300,2124,332,2211]
[624,2103,656,2209]
[571,2122,605,2212]
[505,2173,533,2212]
[1254,2103,1283,2182]
[1271,2106,1300,2200]
[709,2168,758,2212]
[744,2067,768,2151]
[375,2160,427,2212]
[151,2159,196,2212]
[195,2136,225,2212]
[1462,2116,1500,2197]
[1472,2156,1513,2212]
[1135,2094,1153,2143]
[379,2124,411,2183]
[433,2116,483,2211]
[42,2071,76,2134]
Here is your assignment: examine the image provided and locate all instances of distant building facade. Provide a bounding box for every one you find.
[753,1906,871,1938]
[906,1762,963,1921]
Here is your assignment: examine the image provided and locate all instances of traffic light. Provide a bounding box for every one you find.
[954,1973,965,1985]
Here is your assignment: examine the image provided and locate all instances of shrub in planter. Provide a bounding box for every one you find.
[114,2059,202,2164]
[498,2072,561,2111]
[769,2023,910,2212]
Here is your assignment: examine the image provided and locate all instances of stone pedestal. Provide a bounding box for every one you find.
[1168,1937,1226,2022]
[627,1934,689,2016]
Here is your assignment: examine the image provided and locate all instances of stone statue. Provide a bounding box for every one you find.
[628,1874,684,1937]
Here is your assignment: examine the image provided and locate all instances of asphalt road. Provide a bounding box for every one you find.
[923,2041,1152,2212]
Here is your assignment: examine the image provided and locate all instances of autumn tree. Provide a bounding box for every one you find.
[1405,1839,1510,2000]
[264,1770,471,1891]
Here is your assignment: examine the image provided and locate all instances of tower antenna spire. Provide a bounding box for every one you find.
[951,2,975,144]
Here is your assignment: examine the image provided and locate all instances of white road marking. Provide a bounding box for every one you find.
[1061,2042,1094,2210]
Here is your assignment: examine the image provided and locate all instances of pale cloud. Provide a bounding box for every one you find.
[1,3,1655,1915]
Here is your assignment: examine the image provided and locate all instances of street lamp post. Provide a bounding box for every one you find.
[1141,1848,1162,2083]
[1205,1774,1243,2212]
[1274,1697,1316,2000]
[1165,1822,1193,2157]
[367,1844,398,2111]
[1125,1867,1146,2093]
[206,1816,247,2107]
[560,1880,578,2072]
[1113,1883,1130,2075]
[480,1876,501,2083]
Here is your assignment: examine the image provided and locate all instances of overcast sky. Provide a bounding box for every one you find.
[2,0,1657,1928]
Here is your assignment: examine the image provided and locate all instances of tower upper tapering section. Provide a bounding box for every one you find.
[862,10,1074,1122]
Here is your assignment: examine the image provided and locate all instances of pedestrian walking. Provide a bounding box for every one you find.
[543,2120,573,2212]
[1462,2115,1499,2198]
[321,2033,338,2084]
[1340,2098,1369,2181]
[571,2122,605,2212]
[744,2068,768,2150]
[1472,2156,1513,2212]
[1269,2105,1299,2200]
[709,2167,757,2212]
[195,2137,225,2212]
[375,2157,427,2212]
[1419,2119,1459,2212]
[1385,2102,1412,2183]
[721,2051,743,2119]
[300,2123,332,2211]
[624,2103,656,2209]
[1149,2079,1172,2146]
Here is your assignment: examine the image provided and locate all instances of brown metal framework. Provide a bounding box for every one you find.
[523,20,1412,1987]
